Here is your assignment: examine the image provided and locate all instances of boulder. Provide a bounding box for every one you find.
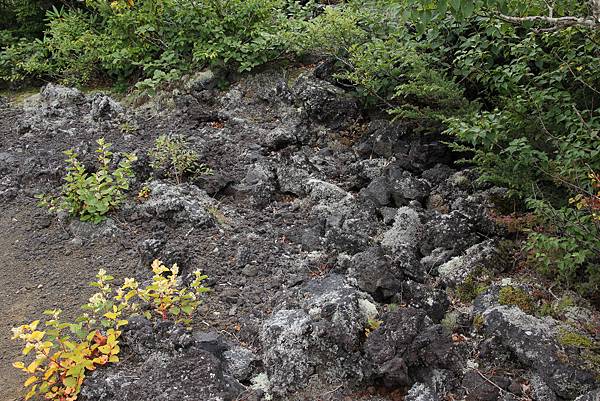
[140,181,215,226]
[260,275,374,396]
[82,318,243,401]
[381,206,423,254]
[388,168,430,206]
[437,240,500,287]
[364,308,454,388]
[90,93,124,121]
[349,246,402,302]
[292,73,359,129]
[482,306,598,399]
[312,193,379,252]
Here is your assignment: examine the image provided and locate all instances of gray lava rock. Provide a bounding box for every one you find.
[68,218,121,241]
[26,83,87,118]
[482,306,598,399]
[388,169,431,206]
[391,281,450,323]
[574,389,600,401]
[223,346,258,382]
[140,181,215,226]
[363,176,392,206]
[422,164,456,187]
[82,318,243,401]
[420,248,454,274]
[260,275,374,396]
[82,348,242,401]
[306,178,348,204]
[349,246,402,302]
[364,308,453,388]
[292,73,358,129]
[381,206,423,254]
[405,383,440,401]
[420,209,484,256]
[437,240,500,287]
[184,69,217,92]
[276,163,311,197]
[355,120,410,159]
[529,374,558,401]
[238,162,277,205]
[90,93,124,120]
[312,193,379,252]
[260,309,312,394]
[262,127,297,150]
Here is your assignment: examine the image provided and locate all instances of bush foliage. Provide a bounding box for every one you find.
[37,138,137,223]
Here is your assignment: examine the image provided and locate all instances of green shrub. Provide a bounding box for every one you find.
[2,0,310,88]
[290,1,467,122]
[37,138,137,223]
[148,135,211,184]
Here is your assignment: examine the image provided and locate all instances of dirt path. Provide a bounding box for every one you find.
[0,202,140,401]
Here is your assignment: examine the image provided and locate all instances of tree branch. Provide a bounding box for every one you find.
[496,13,600,29]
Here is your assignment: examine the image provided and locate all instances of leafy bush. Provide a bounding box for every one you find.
[11,269,130,401]
[439,17,600,293]
[1,0,311,88]
[12,260,209,400]
[137,260,209,325]
[289,1,467,123]
[148,135,211,184]
[37,138,137,223]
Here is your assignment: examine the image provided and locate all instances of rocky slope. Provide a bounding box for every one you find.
[0,66,598,401]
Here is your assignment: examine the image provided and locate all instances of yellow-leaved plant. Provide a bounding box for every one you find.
[12,261,209,401]
[137,259,209,325]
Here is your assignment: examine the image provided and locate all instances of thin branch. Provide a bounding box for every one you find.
[475,369,527,400]
[496,13,600,29]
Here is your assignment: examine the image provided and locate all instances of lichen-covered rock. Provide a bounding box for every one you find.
[223,346,259,382]
[292,73,358,129]
[391,281,450,323]
[381,206,423,253]
[276,163,311,197]
[482,306,598,399]
[90,93,124,121]
[364,308,454,388]
[574,389,600,401]
[420,208,486,256]
[238,162,277,205]
[405,383,439,401]
[306,178,348,204]
[312,193,379,252]
[82,318,243,401]
[260,275,373,396]
[437,240,499,287]
[529,374,558,401]
[388,168,431,206]
[140,181,215,226]
[38,83,87,113]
